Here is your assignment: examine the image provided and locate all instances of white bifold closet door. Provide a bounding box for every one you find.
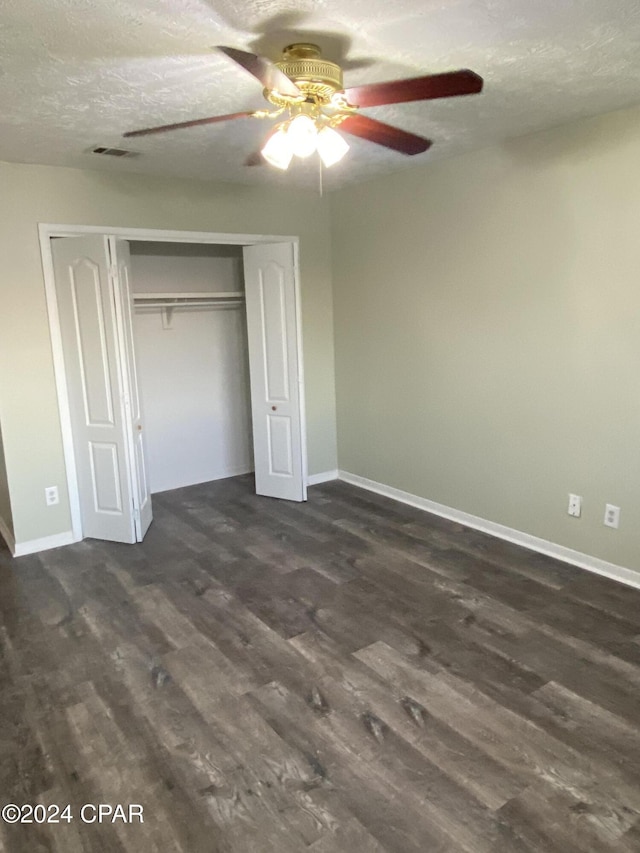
[243,242,307,502]
[52,235,152,543]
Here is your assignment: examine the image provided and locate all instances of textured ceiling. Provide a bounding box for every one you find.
[2,0,640,191]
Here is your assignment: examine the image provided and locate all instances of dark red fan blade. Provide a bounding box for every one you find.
[124,112,253,138]
[340,114,431,155]
[344,70,483,108]
[216,46,301,98]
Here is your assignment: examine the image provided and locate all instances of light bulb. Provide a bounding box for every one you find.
[287,114,318,158]
[316,126,349,167]
[261,127,293,170]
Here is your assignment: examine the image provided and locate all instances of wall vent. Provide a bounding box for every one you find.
[90,146,139,158]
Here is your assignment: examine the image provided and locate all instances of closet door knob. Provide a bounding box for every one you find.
[271,406,277,411]
[137,424,142,431]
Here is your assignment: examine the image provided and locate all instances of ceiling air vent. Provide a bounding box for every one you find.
[90,146,139,158]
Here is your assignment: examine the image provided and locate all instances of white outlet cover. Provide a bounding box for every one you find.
[568,494,582,517]
[45,486,59,505]
[604,503,620,528]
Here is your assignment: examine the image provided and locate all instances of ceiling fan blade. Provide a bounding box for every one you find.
[344,70,483,108]
[123,111,253,138]
[216,46,302,98]
[340,115,432,155]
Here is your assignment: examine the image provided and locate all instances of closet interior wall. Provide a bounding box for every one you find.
[130,241,253,494]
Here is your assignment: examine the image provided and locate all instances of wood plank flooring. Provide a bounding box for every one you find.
[1,474,639,852]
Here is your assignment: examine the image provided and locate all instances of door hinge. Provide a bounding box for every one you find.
[109,263,117,281]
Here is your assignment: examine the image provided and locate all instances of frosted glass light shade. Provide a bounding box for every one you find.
[261,128,293,170]
[317,126,349,167]
[288,114,317,158]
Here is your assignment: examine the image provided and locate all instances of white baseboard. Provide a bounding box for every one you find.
[307,469,339,486]
[338,470,640,592]
[13,531,77,557]
[0,515,16,556]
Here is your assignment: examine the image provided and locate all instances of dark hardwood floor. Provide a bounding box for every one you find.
[1,475,639,852]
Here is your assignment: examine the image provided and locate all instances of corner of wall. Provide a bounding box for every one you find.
[0,420,14,547]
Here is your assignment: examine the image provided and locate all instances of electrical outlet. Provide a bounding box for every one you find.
[604,504,620,528]
[45,486,59,506]
[567,494,582,518]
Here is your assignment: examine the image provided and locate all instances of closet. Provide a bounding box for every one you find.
[47,228,306,546]
[129,241,253,494]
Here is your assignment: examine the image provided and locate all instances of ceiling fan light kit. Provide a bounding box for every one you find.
[261,127,294,170]
[317,126,350,167]
[124,42,483,176]
[260,109,352,170]
[287,114,321,158]
[256,44,356,170]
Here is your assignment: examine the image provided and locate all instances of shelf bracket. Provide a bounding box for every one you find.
[161,306,175,330]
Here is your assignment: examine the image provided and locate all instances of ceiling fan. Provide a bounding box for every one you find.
[124,43,483,171]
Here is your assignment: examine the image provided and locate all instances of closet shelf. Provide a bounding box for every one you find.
[133,292,245,330]
[133,291,244,307]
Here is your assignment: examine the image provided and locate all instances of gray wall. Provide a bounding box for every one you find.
[331,105,640,571]
[0,161,337,545]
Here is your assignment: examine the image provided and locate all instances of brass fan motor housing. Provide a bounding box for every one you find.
[267,43,344,106]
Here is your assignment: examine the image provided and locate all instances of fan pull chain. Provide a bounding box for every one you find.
[318,154,323,197]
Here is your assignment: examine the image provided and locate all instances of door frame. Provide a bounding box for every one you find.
[39,223,308,544]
